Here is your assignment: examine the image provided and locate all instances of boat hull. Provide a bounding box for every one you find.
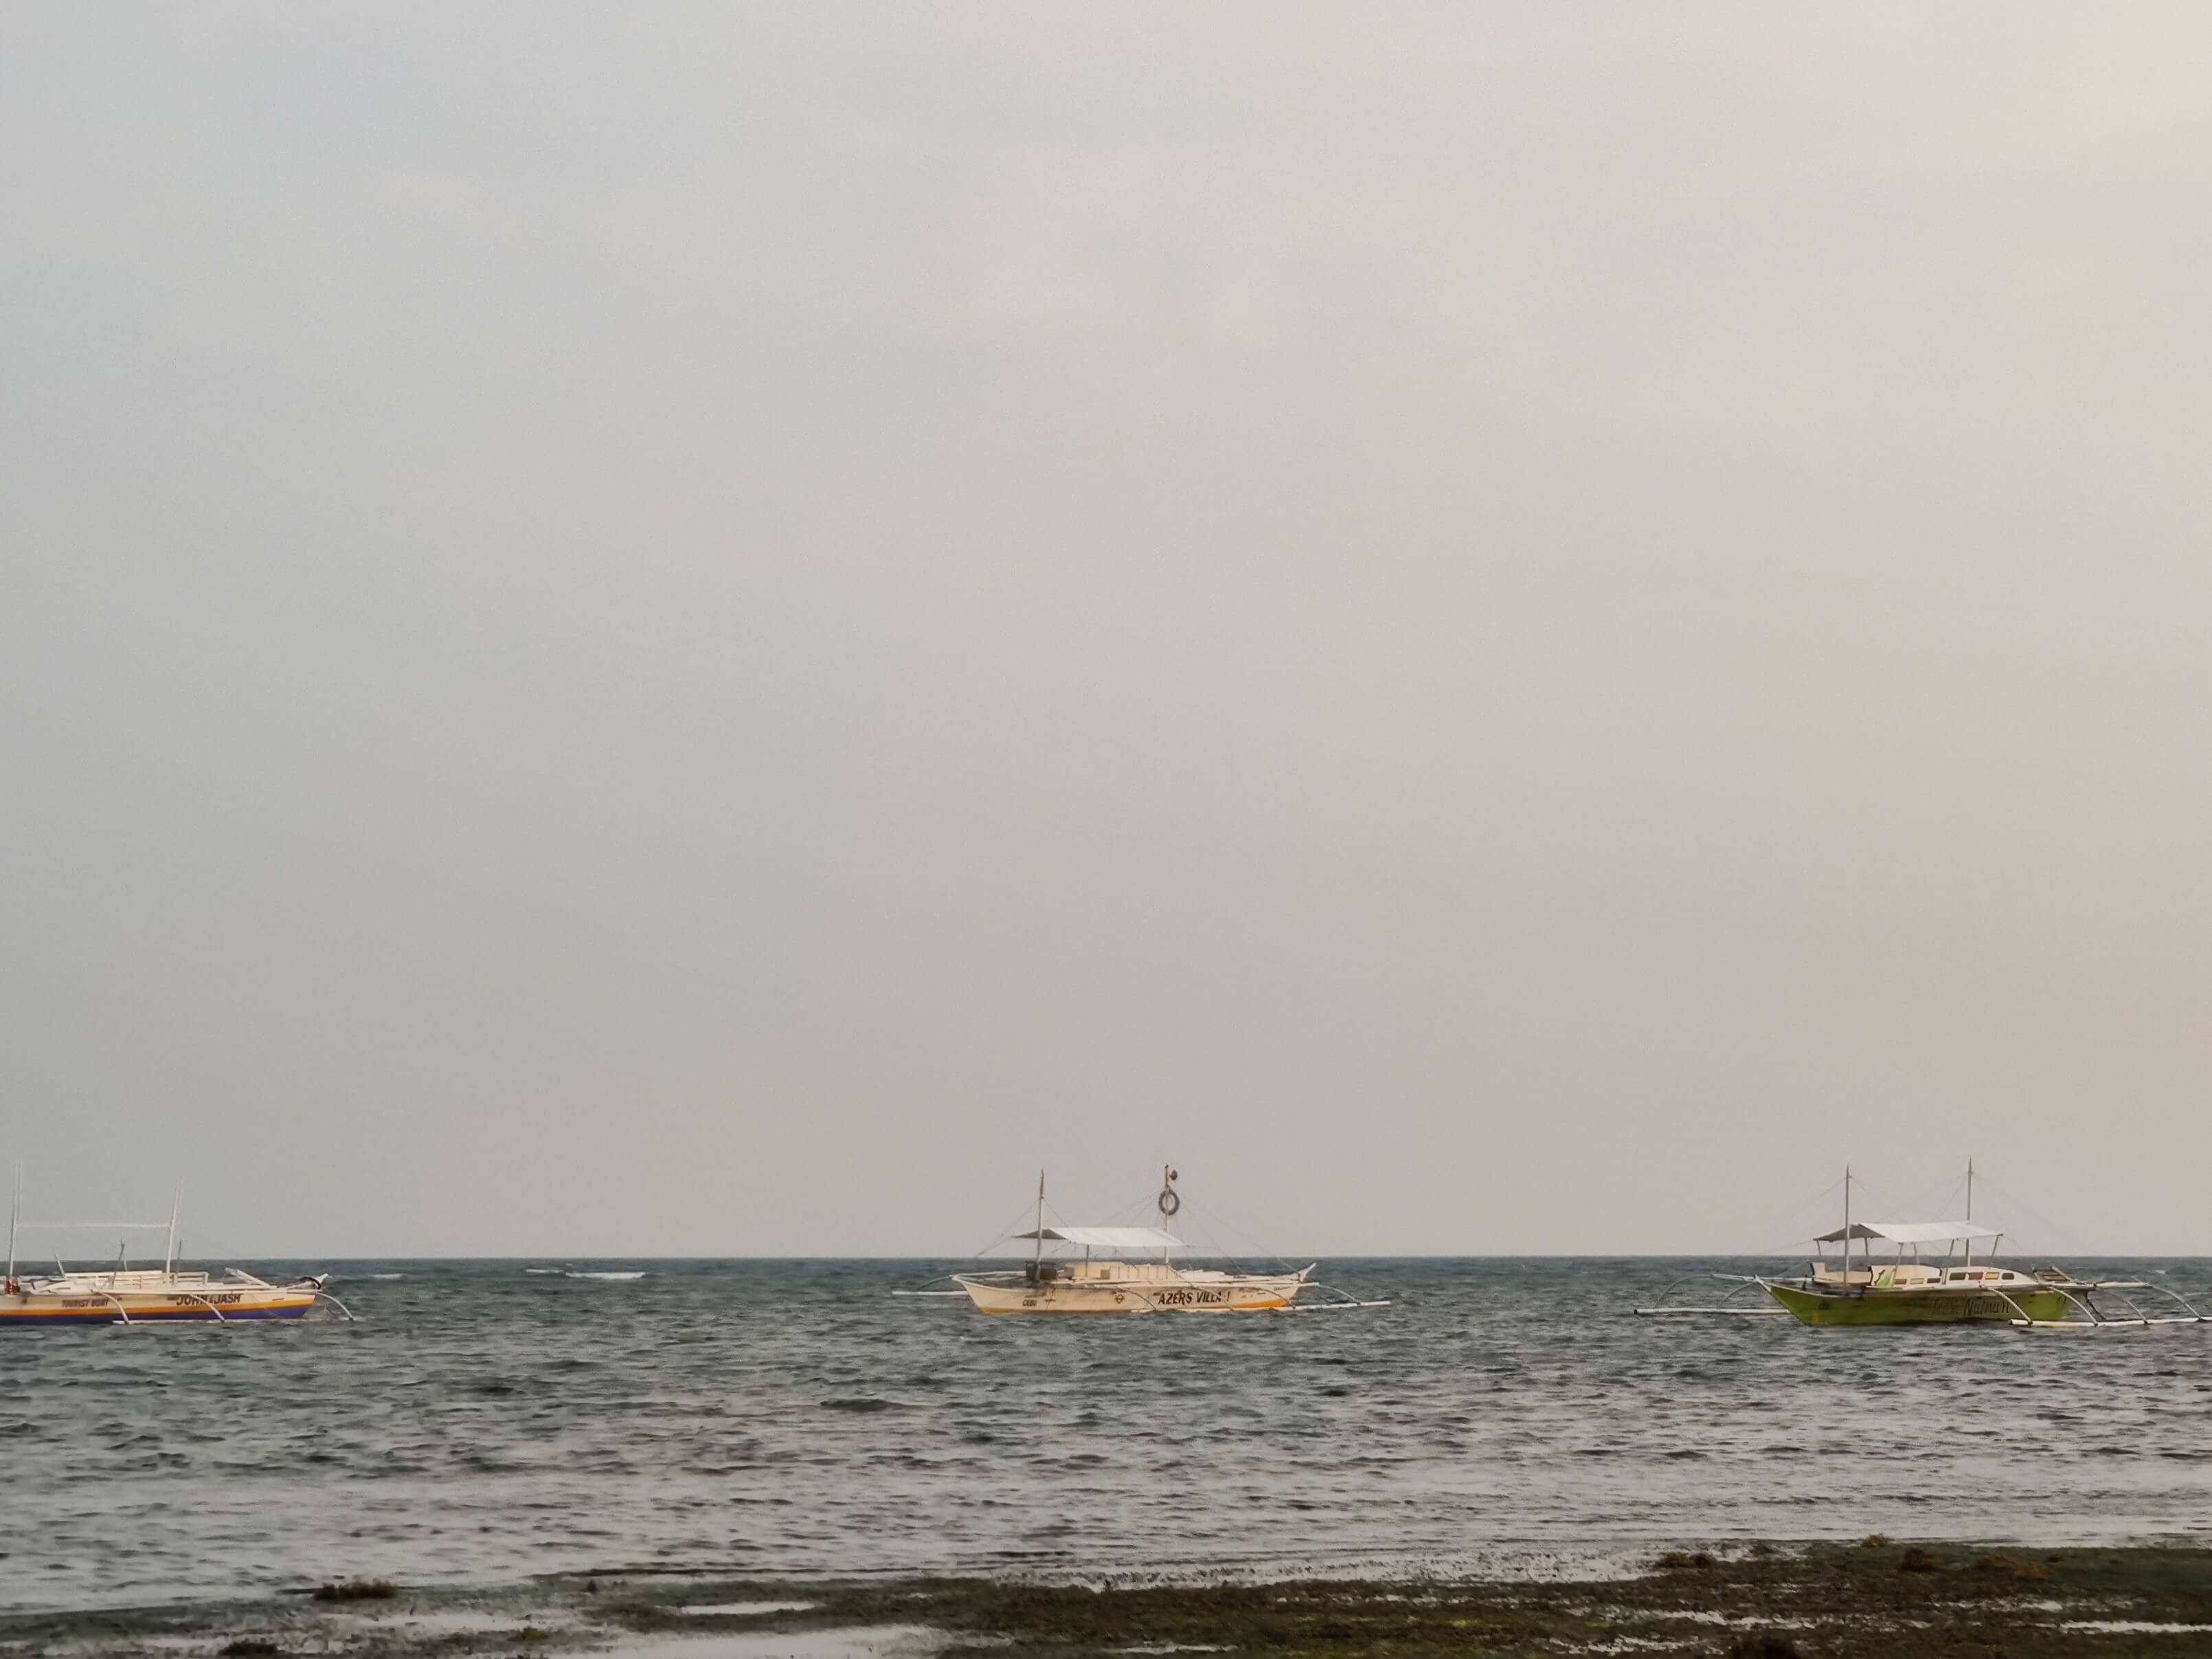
[0,1288,317,1327]
[956,1274,1306,1315]
[1763,1282,2077,1327]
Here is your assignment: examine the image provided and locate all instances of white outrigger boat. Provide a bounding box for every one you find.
[1638,1165,2207,1331]
[1,1178,351,1328]
[925,1169,1384,1316]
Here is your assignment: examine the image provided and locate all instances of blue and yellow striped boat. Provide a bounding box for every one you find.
[0,1266,327,1327]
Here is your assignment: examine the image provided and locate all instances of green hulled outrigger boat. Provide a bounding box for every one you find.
[1761,1222,2086,1327]
[1642,1167,2207,1331]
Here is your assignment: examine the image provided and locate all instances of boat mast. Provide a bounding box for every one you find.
[166,1186,181,1278]
[5,1164,16,1288]
[1033,1170,1046,1272]
[1963,1158,1974,1269]
[1843,1165,1852,1287]
[1159,1166,1175,1264]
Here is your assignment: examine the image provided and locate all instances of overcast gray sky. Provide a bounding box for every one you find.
[5,4,2211,1257]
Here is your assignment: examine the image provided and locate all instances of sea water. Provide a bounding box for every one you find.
[3,1257,2209,1612]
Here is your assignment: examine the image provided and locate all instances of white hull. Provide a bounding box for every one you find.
[956,1263,1309,1315]
[0,1268,321,1327]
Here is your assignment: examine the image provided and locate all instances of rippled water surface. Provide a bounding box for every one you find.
[5,1258,2211,1612]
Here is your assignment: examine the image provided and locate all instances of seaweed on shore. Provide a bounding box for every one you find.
[3,1544,2211,1659]
[313,1580,400,1603]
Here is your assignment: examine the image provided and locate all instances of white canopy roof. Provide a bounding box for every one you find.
[1815,1219,2002,1245]
[1014,1226,1182,1249]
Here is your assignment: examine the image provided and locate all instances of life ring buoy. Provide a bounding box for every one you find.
[1158,1186,1181,1217]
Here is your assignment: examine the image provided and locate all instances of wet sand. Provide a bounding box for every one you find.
[8,1544,2211,1659]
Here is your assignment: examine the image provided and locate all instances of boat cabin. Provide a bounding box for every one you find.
[1807,1217,2006,1287]
[1016,1225,1182,1286]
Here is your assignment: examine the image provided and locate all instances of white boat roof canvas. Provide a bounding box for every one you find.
[1814,1220,2002,1244]
[1014,1226,1183,1249]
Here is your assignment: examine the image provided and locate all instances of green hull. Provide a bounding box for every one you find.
[1763,1282,2076,1327]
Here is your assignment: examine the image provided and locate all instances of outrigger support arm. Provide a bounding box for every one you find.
[2004,1276,2209,1331]
[1635,1271,1792,1316]
[1280,1281,1390,1311]
[2138,1280,2209,1322]
[313,1289,360,1322]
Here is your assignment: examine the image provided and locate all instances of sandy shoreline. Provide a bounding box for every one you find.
[5,1544,2212,1659]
